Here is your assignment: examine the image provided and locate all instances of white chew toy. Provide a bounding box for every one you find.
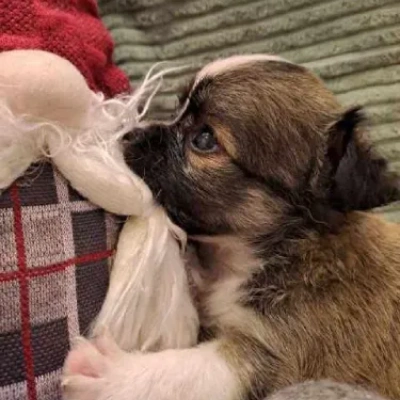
[0,49,199,351]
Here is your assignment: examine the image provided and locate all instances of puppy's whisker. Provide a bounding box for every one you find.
[155,189,162,201]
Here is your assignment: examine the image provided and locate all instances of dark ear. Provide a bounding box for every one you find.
[326,107,400,211]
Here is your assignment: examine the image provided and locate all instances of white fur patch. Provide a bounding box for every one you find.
[196,54,288,84]
[191,235,263,333]
[63,333,240,400]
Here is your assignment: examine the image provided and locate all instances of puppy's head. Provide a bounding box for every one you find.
[125,55,399,237]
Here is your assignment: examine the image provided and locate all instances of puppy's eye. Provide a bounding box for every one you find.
[191,128,220,153]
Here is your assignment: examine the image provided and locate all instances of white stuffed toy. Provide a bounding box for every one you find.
[0,49,199,352]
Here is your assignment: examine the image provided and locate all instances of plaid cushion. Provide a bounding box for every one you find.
[0,161,119,400]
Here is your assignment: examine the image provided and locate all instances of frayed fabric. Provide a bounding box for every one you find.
[92,211,199,352]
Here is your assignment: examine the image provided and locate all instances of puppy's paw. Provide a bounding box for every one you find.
[62,332,126,400]
[62,333,223,400]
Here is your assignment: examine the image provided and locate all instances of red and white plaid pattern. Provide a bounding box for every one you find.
[0,161,119,400]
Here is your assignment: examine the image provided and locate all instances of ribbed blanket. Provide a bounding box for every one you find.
[98,0,400,220]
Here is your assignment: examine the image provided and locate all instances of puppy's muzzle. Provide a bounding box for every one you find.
[125,125,159,146]
[123,124,168,182]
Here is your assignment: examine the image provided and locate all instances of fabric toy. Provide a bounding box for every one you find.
[0,49,198,351]
[0,1,198,399]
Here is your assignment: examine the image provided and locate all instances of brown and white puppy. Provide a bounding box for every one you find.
[62,55,400,400]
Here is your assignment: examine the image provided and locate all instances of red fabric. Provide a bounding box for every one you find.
[11,185,37,400]
[0,0,130,97]
[0,249,113,283]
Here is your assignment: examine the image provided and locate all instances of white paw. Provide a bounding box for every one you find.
[62,331,130,400]
[62,331,188,400]
[62,333,236,400]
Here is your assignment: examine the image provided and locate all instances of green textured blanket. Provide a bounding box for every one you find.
[98,0,400,220]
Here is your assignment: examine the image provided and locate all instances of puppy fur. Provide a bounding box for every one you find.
[63,55,400,400]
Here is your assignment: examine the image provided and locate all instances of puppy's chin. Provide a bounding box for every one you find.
[160,201,220,236]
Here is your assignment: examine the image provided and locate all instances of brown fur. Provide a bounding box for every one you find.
[210,214,400,399]
[125,56,400,400]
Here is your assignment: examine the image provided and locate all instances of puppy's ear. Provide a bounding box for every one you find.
[326,107,400,211]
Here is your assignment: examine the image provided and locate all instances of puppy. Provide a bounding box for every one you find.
[63,55,400,400]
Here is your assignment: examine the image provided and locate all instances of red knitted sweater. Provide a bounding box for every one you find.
[0,0,130,97]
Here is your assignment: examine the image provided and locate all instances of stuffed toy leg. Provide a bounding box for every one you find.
[0,49,199,353]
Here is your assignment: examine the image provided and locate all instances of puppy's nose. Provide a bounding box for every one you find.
[125,124,166,145]
[125,126,148,146]
[123,124,166,177]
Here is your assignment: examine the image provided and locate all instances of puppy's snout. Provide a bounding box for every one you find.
[125,126,149,146]
[123,123,168,180]
[125,124,166,146]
